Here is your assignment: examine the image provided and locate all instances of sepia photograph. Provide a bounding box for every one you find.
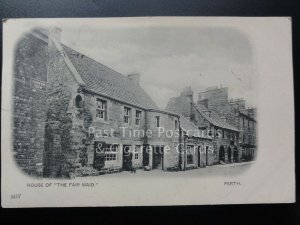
[1,17,294,207]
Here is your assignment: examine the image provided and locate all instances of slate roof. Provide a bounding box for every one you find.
[62,45,158,110]
[180,115,212,139]
[193,104,239,132]
[239,109,256,121]
[147,108,180,117]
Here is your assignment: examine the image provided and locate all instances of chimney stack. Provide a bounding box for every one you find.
[49,27,62,42]
[181,86,193,103]
[128,73,140,85]
[197,98,208,109]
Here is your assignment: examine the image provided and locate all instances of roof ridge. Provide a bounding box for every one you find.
[192,103,238,131]
[180,115,199,129]
[62,43,159,110]
[61,44,132,81]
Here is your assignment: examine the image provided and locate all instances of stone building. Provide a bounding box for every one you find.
[236,108,257,161]
[13,27,181,177]
[179,116,213,170]
[13,28,49,176]
[198,86,257,162]
[167,87,240,165]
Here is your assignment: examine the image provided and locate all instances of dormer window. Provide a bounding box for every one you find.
[75,95,83,108]
[96,98,107,121]
[221,116,227,123]
[203,110,211,117]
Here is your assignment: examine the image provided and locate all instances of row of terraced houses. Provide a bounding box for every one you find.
[13,27,257,178]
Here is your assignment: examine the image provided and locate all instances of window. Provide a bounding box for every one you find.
[135,152,139,159]
[187,145,194,164]
[134,145,140,159]
[155,116,160,127]
[135,110,141,126]
[243,118,245,128]
[75,95,83,108]
[175,120,178,130]
[124,107,131,124]
[104,145,118,161]
[96,99,107,121]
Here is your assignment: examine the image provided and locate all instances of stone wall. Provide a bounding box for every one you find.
[185,137,214,168]
[43,33,85,178]
[83,91,146,169]
[13,33,48,176]
[146,111,180,169]
[198,87,239,128]
[166,96,192,118]
[198,87,229,110]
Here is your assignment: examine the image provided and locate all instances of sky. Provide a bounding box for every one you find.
[60,25,257,109]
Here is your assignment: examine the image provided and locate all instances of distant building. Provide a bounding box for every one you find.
[167,87,240,165]
[179,116,213,170]
[198,86,257,161]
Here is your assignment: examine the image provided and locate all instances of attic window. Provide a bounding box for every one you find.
[203,110,211,117]
[75,95,83,108]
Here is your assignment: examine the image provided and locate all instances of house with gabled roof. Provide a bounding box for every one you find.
[179,116,213,170]
[167,87,240,166]
[198,87,257,162]
[13,27,181,177]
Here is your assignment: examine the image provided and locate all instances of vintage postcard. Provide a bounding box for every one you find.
[1,17,295,207]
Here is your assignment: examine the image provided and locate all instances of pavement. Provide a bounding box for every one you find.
[87,161,254,178]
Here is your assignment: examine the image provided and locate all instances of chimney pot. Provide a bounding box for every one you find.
[127,73,140,85]
[49,27,62,42]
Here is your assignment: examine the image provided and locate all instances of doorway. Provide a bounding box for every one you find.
[233,146,239,162]
[152,146,164,169]
[206,146,209,166]
[228,147,232,163]
[197,147,201,167]
[219,145,225,163]
[122,145,132,170]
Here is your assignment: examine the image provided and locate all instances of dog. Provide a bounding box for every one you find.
[130,165,137,173]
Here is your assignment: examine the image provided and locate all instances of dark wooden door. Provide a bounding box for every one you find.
[219,146,225,163]
[228,147,232,163]
[233,147,238,162]
[152,146,163,169]
[198,147,201,167]
[94,141,106,170]
[122,145,132,170]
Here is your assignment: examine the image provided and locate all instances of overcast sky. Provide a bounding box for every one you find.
[60,26,257,109]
